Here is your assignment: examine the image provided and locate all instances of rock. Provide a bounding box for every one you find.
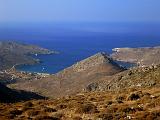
[127,92,141,101]
[148,80,156,86]
[85,83,98,92]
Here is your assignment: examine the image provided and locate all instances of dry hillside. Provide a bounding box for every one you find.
[0,87,160,120]
[7,52,125,98]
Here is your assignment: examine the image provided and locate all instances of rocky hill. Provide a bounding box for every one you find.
[6,52,125,98]
[0,41,57,70]
[111,46,160,67]
[55,52,124,78]
[85,64,160,93]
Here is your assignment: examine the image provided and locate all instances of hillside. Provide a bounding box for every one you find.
[0,87,160,120]
[1,62,160,120]
[0,48,160,119]
[85,64,160,92]
[55,52,124,77]
[0,83,45,103]
[7,52,125,98]
[111,46,160,67]
[0,41,56,70]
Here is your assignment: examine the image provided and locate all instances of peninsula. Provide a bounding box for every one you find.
[111,46,160,67]
[0,41,57,70]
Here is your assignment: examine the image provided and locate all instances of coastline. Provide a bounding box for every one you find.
[14,52,57,73]
[111,46,160,67]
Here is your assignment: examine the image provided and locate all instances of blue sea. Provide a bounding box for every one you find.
[0,22,160,73]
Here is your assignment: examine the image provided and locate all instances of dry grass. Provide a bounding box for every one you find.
[0,87,160,120]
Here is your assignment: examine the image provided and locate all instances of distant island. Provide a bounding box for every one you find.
[0,41,58,70]
[111,46,160,67]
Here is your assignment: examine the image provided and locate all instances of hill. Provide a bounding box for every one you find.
[0,87,160,119]
[111,46,160,67]
[7,52,125,98]
[1,61,160,120]
[0,41,57,70]
[85,64,160,92]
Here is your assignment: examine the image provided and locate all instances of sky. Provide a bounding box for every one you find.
[1,0,160,23]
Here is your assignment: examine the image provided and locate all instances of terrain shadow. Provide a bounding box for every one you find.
[0,83,46,103]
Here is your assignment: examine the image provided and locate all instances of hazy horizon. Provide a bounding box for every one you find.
[1,0,160,23]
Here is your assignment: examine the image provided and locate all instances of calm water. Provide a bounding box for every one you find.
[0,22,160,73]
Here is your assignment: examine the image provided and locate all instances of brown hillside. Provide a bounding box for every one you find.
[8,52,124,98]
[0,87,160,120]
[86,64,160,92]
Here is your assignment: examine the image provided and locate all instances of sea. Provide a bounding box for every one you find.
[0,22,160,74]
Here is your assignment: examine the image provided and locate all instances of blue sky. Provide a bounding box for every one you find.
[1,0,160,23]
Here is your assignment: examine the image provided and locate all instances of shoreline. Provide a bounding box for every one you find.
[12,52,58,74]
[15,51,137,74]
